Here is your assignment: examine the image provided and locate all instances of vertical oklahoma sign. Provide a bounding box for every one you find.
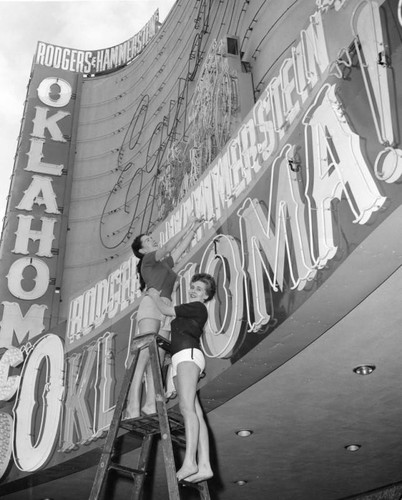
[0,66,79,348]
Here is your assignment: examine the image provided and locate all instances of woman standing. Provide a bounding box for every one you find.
[125,216,203,418]
[151,273,216,483]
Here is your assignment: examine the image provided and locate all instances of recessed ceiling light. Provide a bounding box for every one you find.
[353,365,376,375]
[234,480,247,486]
[345,444,361,452]
[235,429,253,437]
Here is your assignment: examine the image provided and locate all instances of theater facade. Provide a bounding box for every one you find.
[1,1,402,498]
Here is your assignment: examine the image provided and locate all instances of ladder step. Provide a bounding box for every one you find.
[109,462,147,477]
[180,479,210,492]
[120,409,184,436]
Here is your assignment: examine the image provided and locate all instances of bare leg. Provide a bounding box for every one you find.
[140,361,156,415]
[125,318,160,419]
[165,363,176,400]
[141,326,170,414]
[185,396,213,482]
[175,362,201,481]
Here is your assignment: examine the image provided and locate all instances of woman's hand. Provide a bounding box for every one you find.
[191,216,205,231]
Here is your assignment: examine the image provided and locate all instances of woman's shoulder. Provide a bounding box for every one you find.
[182,300,206,308]
[194,301,207,311]
[178,301,207,315]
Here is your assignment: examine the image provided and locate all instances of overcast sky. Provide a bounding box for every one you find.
[0,0,176,228]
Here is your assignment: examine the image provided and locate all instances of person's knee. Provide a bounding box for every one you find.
[179,400,196,416]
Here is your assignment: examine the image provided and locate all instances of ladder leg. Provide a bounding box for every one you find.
[89,348,141,500]
[148,339,181,500]
[131,434,154,500]
[198,481,211,500]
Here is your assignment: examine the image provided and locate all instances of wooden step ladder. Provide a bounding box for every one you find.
[88,332,211,500]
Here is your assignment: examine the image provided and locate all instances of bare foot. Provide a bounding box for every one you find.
[141,403,156,415]
[176,463,198,482]
[185,466,213,483]
[165,390,177,401]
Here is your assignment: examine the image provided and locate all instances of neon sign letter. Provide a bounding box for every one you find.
[303,83,386,268]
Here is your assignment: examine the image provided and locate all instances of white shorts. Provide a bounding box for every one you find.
[171,348,205,377]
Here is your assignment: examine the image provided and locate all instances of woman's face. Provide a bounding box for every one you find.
[140,234,158,254]
[189,280,208,303]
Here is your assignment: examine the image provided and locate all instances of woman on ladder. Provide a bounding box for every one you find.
[125,215,204,418]
[151,272,216,483]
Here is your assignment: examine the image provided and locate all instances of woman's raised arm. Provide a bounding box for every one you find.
[155,215,203,262]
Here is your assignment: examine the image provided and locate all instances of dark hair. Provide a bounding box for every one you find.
[191,273,216,302]
[131,234,146,291]
[131,234,145,259]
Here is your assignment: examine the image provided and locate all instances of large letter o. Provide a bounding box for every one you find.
[37,77,72,108]
[13,334,65,471]
[7,257,49,300]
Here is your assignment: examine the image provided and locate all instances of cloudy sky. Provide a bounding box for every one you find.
[0,0,176,227]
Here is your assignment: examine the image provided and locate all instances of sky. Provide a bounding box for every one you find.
[0,0,176,227]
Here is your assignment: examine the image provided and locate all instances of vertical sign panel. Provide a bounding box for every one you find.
[0,65,80,348]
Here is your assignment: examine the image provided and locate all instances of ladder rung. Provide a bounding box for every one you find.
[180,479,208,492]
[109,462,147,477]
[129,333,171,354]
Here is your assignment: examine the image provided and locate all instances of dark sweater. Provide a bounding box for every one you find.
[170,301,208,355]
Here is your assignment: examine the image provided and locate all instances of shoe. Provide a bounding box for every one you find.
[165,390,177,401]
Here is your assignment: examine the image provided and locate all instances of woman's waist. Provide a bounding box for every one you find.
[145,288,172,303]
[171,332,201,346]
[171,342,202,356]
